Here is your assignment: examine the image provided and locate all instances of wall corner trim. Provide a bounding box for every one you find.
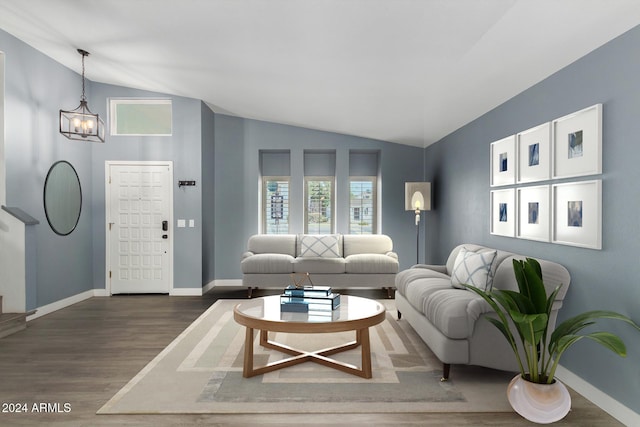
[202,280,216,294]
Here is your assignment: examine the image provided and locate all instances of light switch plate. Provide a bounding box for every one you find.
[189,219,195,228]
[177,219,186,228]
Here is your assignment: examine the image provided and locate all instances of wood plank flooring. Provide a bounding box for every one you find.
[0,288,622,426]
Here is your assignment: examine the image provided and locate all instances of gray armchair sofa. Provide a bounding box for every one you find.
[242,234,399,296]
[395,243,570,380]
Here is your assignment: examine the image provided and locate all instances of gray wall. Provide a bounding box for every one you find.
[3,24,209,294]
[89,83,204,290]
[213,115,425,279]
[424,24,640,413]
[1,29,94,309]
[1,24,426,295]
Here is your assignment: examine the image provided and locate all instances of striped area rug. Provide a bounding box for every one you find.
[98,299,514,414]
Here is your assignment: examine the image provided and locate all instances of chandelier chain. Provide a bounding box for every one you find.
[81,52,86,102]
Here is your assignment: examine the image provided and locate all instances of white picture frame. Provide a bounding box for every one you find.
[517,185,551,242]
[552,180,602,249]
[490,188,515,237]
[490,135,516,187]
[552,104,602,179]
[517,122,551,184]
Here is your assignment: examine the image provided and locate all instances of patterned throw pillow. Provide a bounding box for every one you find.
[450,247,497,291]
[298,235,341,258]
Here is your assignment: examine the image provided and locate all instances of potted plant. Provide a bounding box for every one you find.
[464,257,639,424]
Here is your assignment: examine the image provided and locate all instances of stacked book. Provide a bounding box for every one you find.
[280,285,341,313]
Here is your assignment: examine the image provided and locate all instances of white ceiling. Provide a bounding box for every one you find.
[1,1,640,148]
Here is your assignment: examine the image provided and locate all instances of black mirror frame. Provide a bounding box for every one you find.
[43,160,82,236]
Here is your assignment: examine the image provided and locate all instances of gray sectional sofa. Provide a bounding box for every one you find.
[395,243,570,380]
[241,234,398,295]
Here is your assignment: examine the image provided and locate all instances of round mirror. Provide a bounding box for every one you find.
[44,160,82,236]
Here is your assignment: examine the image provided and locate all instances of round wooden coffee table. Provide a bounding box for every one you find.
[233,294,386,379]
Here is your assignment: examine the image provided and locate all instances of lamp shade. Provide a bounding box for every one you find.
[405,182,431,211]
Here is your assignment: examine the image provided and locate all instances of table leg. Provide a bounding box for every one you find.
[243,326,255,378]
[259,329,269,346]
[360,327,372,379]
[242,325,375,379]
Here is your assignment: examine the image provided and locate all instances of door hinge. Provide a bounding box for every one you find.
[109,271,112,279]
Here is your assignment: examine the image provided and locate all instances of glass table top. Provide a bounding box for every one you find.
[234,294,385,324]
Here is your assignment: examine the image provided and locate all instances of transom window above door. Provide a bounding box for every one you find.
[109,99,172,136]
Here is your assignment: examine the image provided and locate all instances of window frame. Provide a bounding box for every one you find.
[348,176,377,234]
[261,175,291,234]
[109,98,173,136]
[304,176,335,234]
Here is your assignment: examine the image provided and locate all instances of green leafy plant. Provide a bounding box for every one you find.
[464,258,640,384]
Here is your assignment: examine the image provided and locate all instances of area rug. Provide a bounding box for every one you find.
[98,299,515,414]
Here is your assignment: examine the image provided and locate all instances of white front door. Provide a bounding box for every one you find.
[106,162,172,294]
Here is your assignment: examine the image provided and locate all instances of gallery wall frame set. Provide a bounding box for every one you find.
[490,181,602,249]
[490,104,602,187]
[489,104,603,249]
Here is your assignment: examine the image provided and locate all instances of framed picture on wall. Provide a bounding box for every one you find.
[552,104,602,179]
[490,188,515,237]
[552,180,602,249]
[517,122,551,183]
[517,185,551,242]
[490,135,516,187]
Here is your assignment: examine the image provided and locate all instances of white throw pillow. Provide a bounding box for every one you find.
[451,247,497,291]
[298,235,341,258]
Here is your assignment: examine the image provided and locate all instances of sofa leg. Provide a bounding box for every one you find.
[386,287,395,299]
[397,310,402,320]
[247,287,257,298]
[441,363,450,382]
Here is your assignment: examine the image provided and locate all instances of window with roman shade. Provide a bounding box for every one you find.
[260,150,291,234]
[304,150,336,234]
[349,151,379,234]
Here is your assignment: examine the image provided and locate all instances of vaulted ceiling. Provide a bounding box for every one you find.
[1,0,640,147]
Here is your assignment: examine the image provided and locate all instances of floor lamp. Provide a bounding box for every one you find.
[405,182,431,265]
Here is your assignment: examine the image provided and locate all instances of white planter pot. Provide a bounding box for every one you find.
[507,374,571,424]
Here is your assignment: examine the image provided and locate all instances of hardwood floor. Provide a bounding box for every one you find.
[0,288,622,426]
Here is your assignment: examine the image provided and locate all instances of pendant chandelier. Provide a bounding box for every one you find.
[59,49,105,143]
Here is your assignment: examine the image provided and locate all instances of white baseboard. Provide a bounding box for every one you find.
[26,285,209,320]
[555,365,640,426]
[210,279,243,287]
[202,280,216,294]
[27,289,102,321]
[169,287,203,296]
[170,280,242,295]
